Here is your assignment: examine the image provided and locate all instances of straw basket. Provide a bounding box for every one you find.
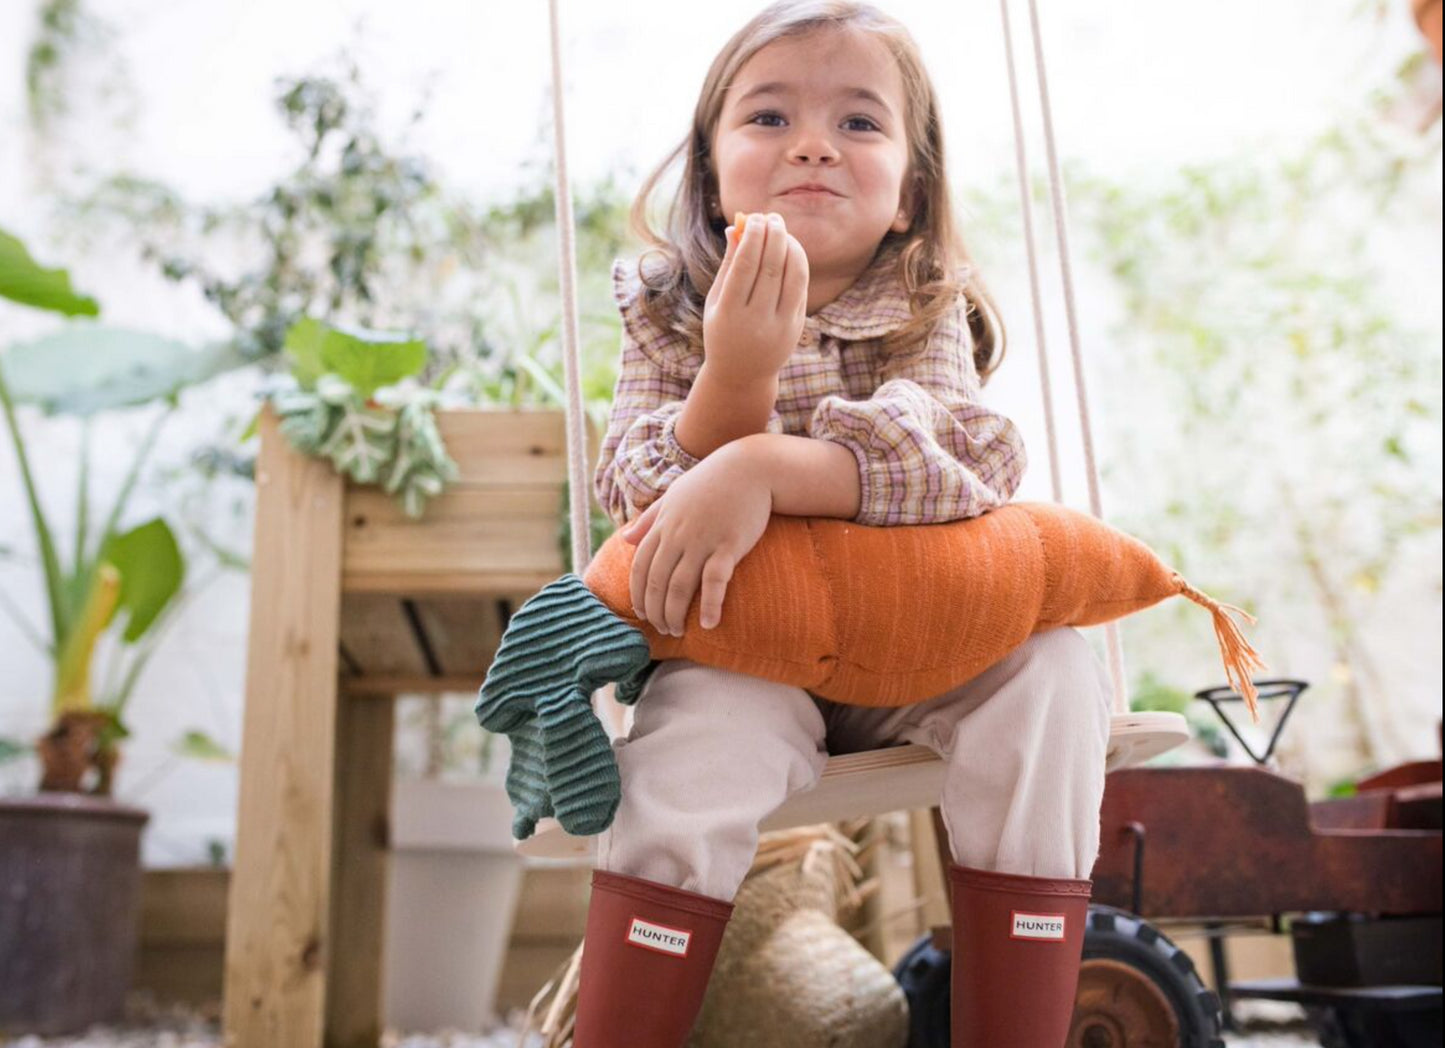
[527,824,909,1048]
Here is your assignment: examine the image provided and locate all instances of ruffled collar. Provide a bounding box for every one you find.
[808,251,915,341]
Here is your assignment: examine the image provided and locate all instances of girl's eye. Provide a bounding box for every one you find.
[748,111,881,133]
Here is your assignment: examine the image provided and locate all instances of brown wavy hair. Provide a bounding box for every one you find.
[626,0,1005,381]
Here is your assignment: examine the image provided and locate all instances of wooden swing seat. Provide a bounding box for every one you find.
[515,712,1190,860]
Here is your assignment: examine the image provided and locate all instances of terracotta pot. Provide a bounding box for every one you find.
[0,793,149,1036]
[1417,0,1443,64]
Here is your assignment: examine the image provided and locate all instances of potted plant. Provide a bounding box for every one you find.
[0,228,236,1035]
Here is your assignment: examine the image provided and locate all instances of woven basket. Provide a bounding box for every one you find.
[528,825,908,1048]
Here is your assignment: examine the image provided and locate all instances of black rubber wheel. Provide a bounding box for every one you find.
[890,906,1225,1048]
[1069,906,1224,1048]
[892,932,950,1048]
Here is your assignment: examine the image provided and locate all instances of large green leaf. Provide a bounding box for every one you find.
[0,228,100,317]
[283,317,427,398]
[103,518,184,643]
[1,328,246,415]
[283,316,328,389]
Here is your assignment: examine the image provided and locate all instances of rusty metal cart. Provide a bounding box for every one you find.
[894,678,1443,1048]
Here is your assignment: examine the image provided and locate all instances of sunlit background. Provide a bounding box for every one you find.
[2,0,1441,871]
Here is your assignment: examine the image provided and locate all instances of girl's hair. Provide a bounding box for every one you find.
[627,0,1005,381]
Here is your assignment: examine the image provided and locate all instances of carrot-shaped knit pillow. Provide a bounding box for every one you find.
[584,502,1264,718]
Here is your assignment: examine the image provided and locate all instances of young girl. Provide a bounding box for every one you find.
[580,3,1111,1045]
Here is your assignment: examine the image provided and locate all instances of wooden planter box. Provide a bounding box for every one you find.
[225,408,594,1047]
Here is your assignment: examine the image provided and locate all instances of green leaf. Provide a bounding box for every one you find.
[171,730,234,762]
[283,316,327,389]
[283,317,427,398]
[2,328,246,415]
[238,406,263,443]
[0,228,100,317]
[320,322,428,399]
[103,518,185,643]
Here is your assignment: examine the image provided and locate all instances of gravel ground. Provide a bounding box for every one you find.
[0,997,1324,1047]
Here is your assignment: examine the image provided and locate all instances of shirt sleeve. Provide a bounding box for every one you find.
[593,260,706,528]
[808,302,1027,526]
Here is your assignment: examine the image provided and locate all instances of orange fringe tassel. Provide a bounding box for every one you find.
[1173,576,1267,723]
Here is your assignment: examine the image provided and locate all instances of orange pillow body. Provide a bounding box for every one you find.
[584,502,1262,716]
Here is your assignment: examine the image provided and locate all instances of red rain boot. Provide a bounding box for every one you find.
[573,870,733,1047]
[949,862,1091,1047]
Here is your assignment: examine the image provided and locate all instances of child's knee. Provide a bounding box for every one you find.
[634,660,826,746]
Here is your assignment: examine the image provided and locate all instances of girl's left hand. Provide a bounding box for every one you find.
[620,446,772,636]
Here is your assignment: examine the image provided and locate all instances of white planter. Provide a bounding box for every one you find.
[384,778,525,1033]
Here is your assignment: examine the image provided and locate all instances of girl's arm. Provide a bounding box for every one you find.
[722,432,862,519]
[809,303,1025,526]
[672,365,777,459]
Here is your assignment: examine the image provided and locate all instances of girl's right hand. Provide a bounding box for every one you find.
[702,212,809,387]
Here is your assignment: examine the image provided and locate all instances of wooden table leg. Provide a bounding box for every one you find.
[326,693,395,1048]
[224,410,345,1048]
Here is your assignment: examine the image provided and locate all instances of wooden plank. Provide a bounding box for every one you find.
[909,809,952,932]
[496,865,593,1014]
[343,570,561,597]
[136,945,226,1007]
[141,868,229,947]
[432,408,599,488]
[409,597,509,678]
[495,942,582,1016]
[862,812,927,967]
[509,866,592,941]
[224,408,345,1048]
[339,595,431,677]
[435,410,568,487]
[325,692,394,1048]
[342,488,564,591]
[343,673,484,696]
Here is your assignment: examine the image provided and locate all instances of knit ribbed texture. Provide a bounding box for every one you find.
[583,503,1263,712]
[474,574,653,839]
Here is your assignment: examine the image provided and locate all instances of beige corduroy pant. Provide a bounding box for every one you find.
[596,627,1113,902]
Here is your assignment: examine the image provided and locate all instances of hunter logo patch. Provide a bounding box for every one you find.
[1011,911,1067,941]
[627,917,692,957]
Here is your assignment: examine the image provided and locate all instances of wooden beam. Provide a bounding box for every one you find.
[342,674,486,697]
[339,595,431,677]
[325,693,395,1048]
[224,409,345,1048]
[342,488,564,590]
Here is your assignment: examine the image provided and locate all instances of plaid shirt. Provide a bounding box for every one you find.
[594,253,1027,528]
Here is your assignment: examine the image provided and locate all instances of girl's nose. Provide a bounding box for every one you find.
[787,125,838,164]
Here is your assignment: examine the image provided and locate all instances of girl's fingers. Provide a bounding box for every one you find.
[720,213,767,311]
[752,214,788,306]
[629,525,663,619]
[712,219,740,301]
[662,554,706,636]
[697,553,737,630]
[779,234,809,316]
[642,539,687,635]
[621,501,660,546]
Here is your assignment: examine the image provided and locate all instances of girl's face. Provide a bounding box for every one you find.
[711,27,914,282]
